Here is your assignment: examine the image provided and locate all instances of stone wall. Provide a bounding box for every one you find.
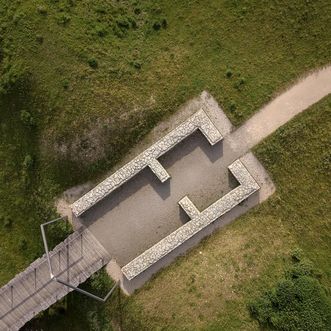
[71,109,223,216]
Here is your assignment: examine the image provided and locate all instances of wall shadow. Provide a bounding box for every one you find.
[158,130,223,168]
[80,130,224,226]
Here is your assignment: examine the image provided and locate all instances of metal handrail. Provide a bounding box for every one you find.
[40,216,118,302]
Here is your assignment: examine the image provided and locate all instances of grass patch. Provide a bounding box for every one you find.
[115,96,331,330]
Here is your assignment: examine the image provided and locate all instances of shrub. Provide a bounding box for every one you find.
[248,252,331,330]
[56,13,71,26]
[153,19,167,30]
[18,238,28,251]
[20,110,35,127]
[22,154,34,170]
[1,215,13,229]
[229,101,237,112]
[94,24,108,37]
[37,6,48,15]
[113,25,125,38]
[4,217,12,229]
[153,21,161,31]
[131,60,142,69]
[88,58,98,69]
[116,16,130,30]
[113,16,136,37]
[226,68,233,78]
[95,6,107,14]
[36,34,44,44]
[89,269,114,295]
[161,18,168,29]
[234,77,246,90]
[0,59,27,95]
[62,79,69,90]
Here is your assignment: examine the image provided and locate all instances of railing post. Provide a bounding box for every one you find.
[80,233,83,258]
[66,243,70,294]
[10,285,13,308]
[34,268,37,291]
[58,250,61,274]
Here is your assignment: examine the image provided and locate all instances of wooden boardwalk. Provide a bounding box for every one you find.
[0,228,111,331]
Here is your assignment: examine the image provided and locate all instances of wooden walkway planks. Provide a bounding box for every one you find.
[0,228,111,331]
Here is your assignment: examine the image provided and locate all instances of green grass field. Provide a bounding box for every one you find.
[0,0,330,330]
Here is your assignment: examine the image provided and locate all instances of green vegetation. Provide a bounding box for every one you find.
[115,96,331,330]
[249,250,331,330]
[0,0,330,330]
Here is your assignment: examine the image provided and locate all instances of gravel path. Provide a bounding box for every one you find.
[229,66,331,153]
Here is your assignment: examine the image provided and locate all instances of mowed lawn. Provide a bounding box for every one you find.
[117,96,331,331]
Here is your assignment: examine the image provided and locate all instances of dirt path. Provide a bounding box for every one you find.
[229,65,331,153]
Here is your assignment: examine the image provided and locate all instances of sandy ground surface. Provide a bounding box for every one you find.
[57,65,331,286]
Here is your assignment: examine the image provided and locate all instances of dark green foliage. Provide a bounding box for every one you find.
[229,101,237,112]
[18,238,28,251]
[130,60,142,69]
[318,150,331,174]
[93,23,108,37]
[36,34,44,44]
[1,215,13,229]
[153,18,167,31]
[248,252,331,331]
[22,154,34,170]
[20,110,35,127]
[0,58,27,95]
[234,77,246,90]
[89,268,115,297]
[116,16,130,30]
[36,5,48,16]
[153,21,161,31]
[62,79,69,90]
[56,13,71,26]
[226,68,233,78]
[88,58,98,69]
